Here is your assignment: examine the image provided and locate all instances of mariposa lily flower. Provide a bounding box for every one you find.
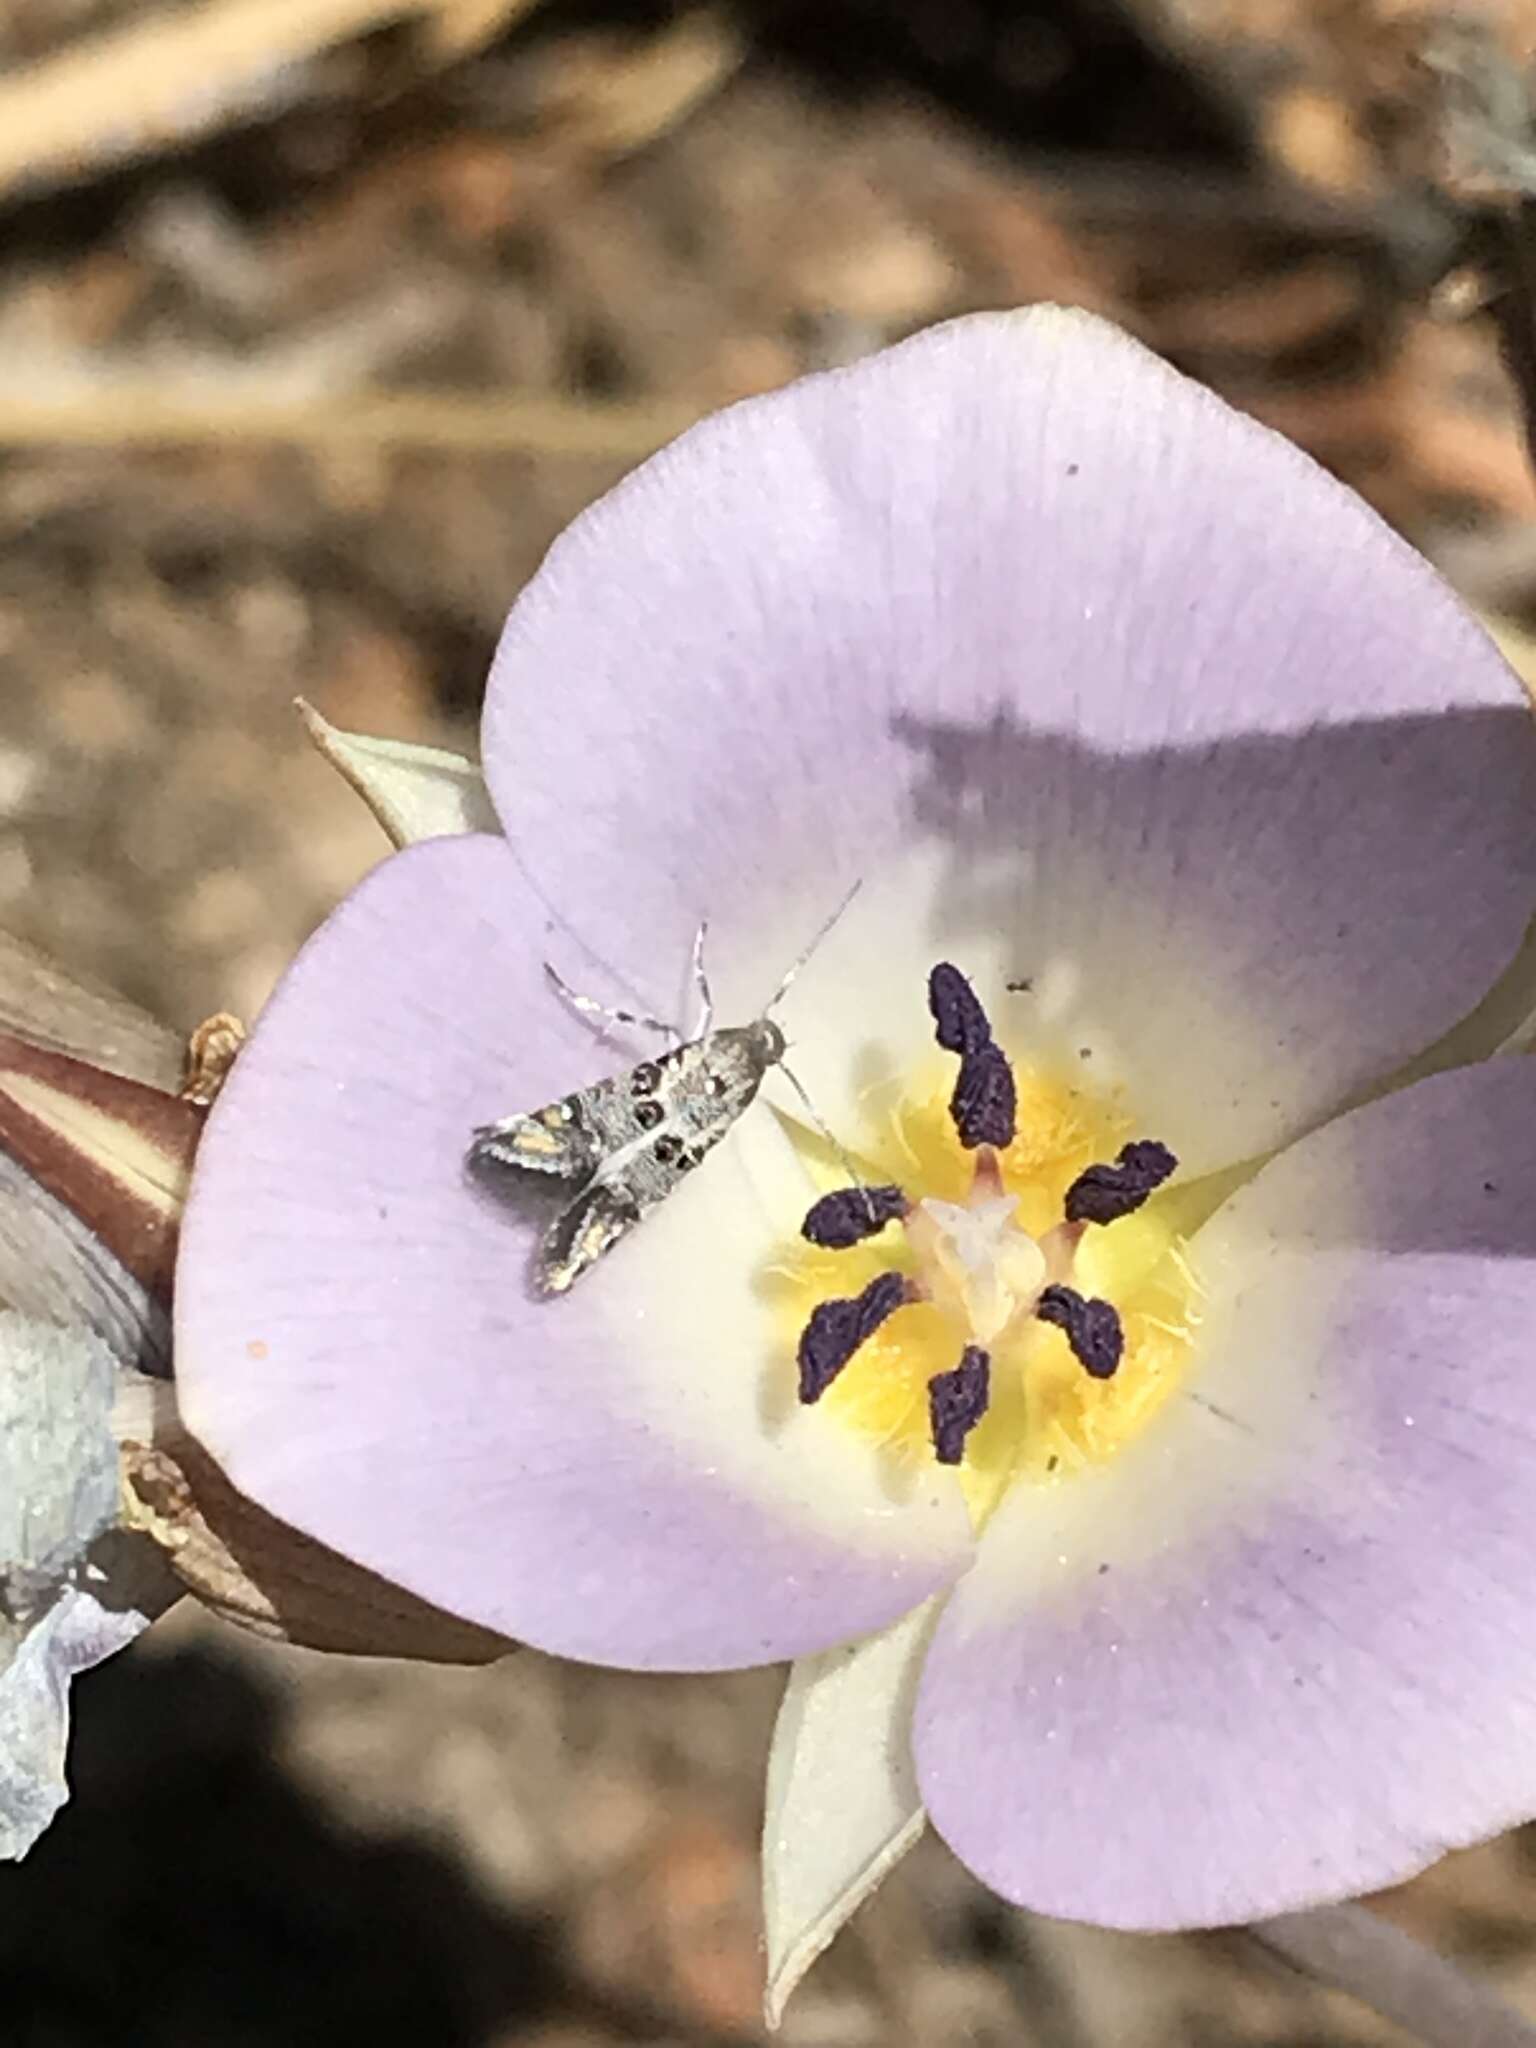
[175,310,1536,2015]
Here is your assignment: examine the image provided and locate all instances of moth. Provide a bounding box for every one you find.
[468,892,857,1295]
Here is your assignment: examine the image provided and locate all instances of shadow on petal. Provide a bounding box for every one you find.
[878,702,1536,1177]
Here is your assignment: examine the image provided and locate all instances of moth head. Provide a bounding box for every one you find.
[749,1017,788,1068]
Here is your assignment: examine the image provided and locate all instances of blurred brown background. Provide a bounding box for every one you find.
[5,2,1536,2042]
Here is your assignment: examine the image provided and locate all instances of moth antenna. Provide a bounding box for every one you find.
[778,1059,872,1207]
[765,878,863,1016]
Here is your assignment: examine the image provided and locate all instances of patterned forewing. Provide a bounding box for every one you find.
[536,1028,775,1291]
[469,1098,600,1181]
[559,1029,762,1194]
[540,1180,643,1293]
[474,1025,779,1293]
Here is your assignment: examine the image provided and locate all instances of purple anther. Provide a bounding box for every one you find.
[950,1042,1017,1150]
[797,1270,911,1403]
[929,1345,991,1465]
[928,962,994,1056]
[1064,1139,1178,1226]
[1037,1285,1124,1379]
[802,1184,910,1249]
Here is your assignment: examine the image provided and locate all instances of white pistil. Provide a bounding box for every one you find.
[909,1159,1051,1345]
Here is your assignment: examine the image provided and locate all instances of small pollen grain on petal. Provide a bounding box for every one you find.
[928,962,994,1056]
[797,1270,911,1403]
[801,1184,909,1248]
[1065,1138,1178,1225]
[929,1345,991,1464]
[1037,1285,1124,1379]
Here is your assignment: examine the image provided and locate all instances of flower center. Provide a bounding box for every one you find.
[766,963,1204,1526]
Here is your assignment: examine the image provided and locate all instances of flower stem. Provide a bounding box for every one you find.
[1247,1902,1536,2048]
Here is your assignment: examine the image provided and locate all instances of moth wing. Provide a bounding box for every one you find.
[538,1177,643,1294]
[469,1099,599,1181]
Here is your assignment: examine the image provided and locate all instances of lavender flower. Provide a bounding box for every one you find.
[176,311,1536,2009]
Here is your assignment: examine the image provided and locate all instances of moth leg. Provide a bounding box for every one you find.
[538,1180,643,1293]
[688,919,714,1040]
[543,961,678,1043]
